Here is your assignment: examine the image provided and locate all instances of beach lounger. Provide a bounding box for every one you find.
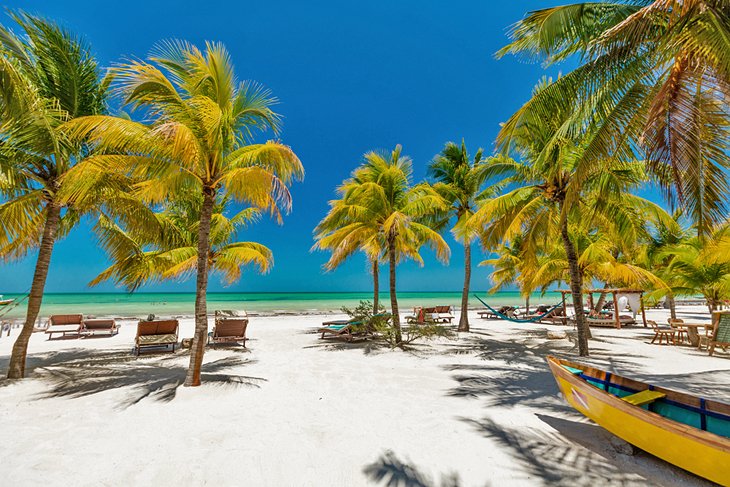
[82,318,119,337]
[709,311,730,356]
[318,319,367,341]
[45,314,83,340]
[209,317,248,347]
[537,307,567,325]
[434,305,454,323]
[135,319,179,355]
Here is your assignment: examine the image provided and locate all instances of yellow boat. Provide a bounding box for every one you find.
[547,355,730,485]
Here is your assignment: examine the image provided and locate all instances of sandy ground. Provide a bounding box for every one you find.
[0,305,727,486]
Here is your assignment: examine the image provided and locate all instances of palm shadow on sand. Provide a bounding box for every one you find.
[443,328,718,485]
[463,415,710,486]
[0,347,265,408]
[363,450,482,487]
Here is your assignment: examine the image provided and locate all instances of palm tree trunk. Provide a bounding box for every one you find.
[559,214,589,356]
[372,259,379,314]
[458,242,471,332]
[184,186,216,387]
[667,292,677,320]
[388,234,402,345]
[525,296,530,315]
[7,203,61,379]
[594,283,610,312]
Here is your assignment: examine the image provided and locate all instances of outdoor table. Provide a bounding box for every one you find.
[682,323,713,347]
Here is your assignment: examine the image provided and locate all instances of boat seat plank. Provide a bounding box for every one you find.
[562,365,583,375]
[622,389,666,406]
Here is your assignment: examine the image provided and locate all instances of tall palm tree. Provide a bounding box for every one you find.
[89,193,273,291]
[63,41,303,386]
[660,227,730,313]
[313,189,384,313]
[0,12,107,379]
[480,234,541,312]
[640,210,691,318]
[498,1,730,237]
[428,140,490,332]
[335,145,450,345]
[470,77,671,355]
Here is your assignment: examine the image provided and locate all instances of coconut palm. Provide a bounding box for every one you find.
[63,41,303,386]
[0,12,107,379]
[313,188,384,314]
[640,210,692,318]
[661,232,730,313]
[336,145,450,345]
[480,234,542,312]
[498,1,730,237]
[90,192,272,291]
[428,140,491,332]
[470,77,672,355]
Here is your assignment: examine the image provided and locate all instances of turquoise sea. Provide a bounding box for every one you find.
[0,291,564,320]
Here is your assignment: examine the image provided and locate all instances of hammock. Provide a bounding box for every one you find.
[473,295,563,323]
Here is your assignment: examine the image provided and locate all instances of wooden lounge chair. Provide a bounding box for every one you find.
[82,318,119,337]
[318,319,364,341]
[406,307,437,325]
[434,305,454,323]
[45,314,83,340]
[135,319,179,355]
[538,307,567,325]
[209,317,248,347]
[648,320,676,345]
[708,311,730,356]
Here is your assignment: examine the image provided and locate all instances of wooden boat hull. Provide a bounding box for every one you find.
[0,300,12,306]
[547,356,730,485]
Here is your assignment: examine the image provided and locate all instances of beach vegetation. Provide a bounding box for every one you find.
[62,41,303,386]
[0,12,108,379]
[315,145,450,346]
[498,0,730,239]
[427,140,494,332]
[88,191,273,292]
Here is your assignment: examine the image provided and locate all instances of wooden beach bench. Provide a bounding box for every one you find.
[82,318,119,337]
[45,314,83,340]
[434,305,454,323]
[135,319,179,355]
[209,317,249,347]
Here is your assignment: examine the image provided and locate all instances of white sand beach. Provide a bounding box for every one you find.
[0,306,727,486]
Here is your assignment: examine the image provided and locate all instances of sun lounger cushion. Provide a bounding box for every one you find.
[137,333,178,346]
[46,324,81,334]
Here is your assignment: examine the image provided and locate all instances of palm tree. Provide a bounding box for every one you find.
[63,41,303,386]
[498,1,730,237]
[0,12,107,379]
[470,78,671,355]
[480,234,541,312]
[90,192,273,291]
[660,227,730,313]
[640,210,691,318]
[313,189,384,314]
[428,140,490,332]
[335,145,450,345]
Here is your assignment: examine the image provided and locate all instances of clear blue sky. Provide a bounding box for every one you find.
[0,0,633,293]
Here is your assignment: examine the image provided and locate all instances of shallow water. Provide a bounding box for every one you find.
[0,291,564,319]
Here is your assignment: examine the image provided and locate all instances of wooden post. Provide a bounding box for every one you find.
[613,291,621,329]
[640,292,647,328]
